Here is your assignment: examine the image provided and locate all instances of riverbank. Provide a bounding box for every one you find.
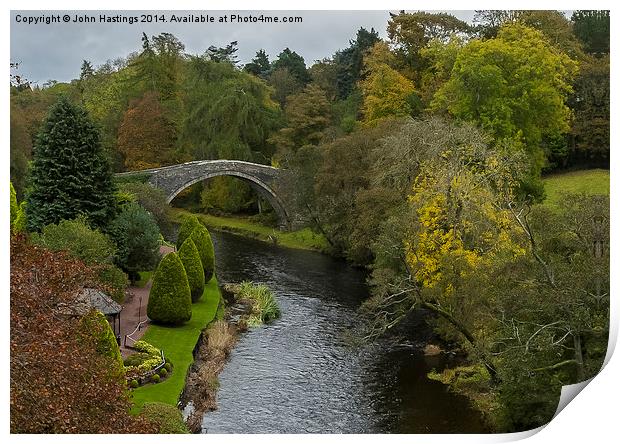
[171,208,330,253]
[130,277,222,413]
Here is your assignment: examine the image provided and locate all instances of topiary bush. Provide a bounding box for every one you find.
[129,379,139,389]
[164,362,172,372]
[159,368,168,377]
[190,224,215,283]
[80,310,123,375]
[151,374,160,383]
[178,238,205,302]
[147,252,192,325]
[176,214,201,250]
[108,202,161,282]
[32,216,117,265]
[142,402,190,433]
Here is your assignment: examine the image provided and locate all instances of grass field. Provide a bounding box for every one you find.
[172,209,330,252]
[543,169,609,207]
[130,277,221,412]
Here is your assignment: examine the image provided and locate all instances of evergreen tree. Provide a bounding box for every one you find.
[272,48,310,84]
[206,41,239,65]
[147,252,192,325]
[244,49,271,78]
[26,97,116,232]
[178,237,205,302]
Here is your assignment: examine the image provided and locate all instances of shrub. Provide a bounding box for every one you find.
[159,368,168,377]
[97,265,128,303]
[147,252,192,325]
[79,310,123,375]
[123,352,152,367]
[190,224,215,282]
[10,182,18,227]
[164,362,172,372]
[129,379,139,389]
[13,202,28,234]
[119,182,173,239]
[151,374,160,383]
[114,190,137,209]
[176,214,201,250]
[32,216,116,265]
[178,238,205,302]
[133,340,160,355]
[142,402,190,434]
[108,202,161,282]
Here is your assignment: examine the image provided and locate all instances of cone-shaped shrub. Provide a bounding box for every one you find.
[178,238,205,302]
[190,224,215,283]
[176,214,201,250]
[147,252,192,325]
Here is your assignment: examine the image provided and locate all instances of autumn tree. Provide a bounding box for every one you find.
[117,91,177,170]
[268,67,303,108]
[432,23,577,195]
[10,236,155,433]
[269,83,331,161]
[360,42,416,124]
[26,97,116,231]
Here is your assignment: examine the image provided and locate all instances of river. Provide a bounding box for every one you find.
[200,230,486,433]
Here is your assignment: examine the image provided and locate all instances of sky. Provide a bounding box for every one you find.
[10,10,478,85]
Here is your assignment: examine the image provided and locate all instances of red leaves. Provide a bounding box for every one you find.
[10,235,156,433]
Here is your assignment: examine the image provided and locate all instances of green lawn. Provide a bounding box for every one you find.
[172,208,330,252]
[134,271,153,288]
[543,169,609,207]
[130,277,221,412]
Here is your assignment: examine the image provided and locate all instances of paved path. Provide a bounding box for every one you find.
[119,245,175,357]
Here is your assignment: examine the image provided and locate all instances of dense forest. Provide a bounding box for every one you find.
[10,9,610,433]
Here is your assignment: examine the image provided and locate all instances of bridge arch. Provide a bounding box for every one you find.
[165,169,291,229]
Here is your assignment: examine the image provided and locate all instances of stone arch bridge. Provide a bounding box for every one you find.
[116,160,302,230]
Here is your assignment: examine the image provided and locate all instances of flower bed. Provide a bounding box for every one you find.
[125,341,172,387]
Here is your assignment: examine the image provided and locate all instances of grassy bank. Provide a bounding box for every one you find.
[543,169,609,207]
[172,208,329,252]
[130,277,221,412]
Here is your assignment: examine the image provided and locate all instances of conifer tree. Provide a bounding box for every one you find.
[26,97,116,232]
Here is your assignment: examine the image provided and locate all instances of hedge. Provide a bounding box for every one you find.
[147,252,192,325]
[141,402,189,433]
[178,238,205,302]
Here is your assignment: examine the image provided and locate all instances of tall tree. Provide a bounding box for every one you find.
[206,41,239,65]
[182,57,280,162]
[572,10,610,55]
[432,23,577,195]
[333,27,381,99]
[359,42,416,124]
[269,83,331,161]
[271,48,310,84]
[268,67,303,108]
[117,91,177,170]
[26,97,116,231]
[244,49,271,78]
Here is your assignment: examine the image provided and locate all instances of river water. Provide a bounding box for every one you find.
[201,231,486,433]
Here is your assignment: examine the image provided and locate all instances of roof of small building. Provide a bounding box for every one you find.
[79,288,122,316]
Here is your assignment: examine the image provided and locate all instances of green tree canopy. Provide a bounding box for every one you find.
[432,23,578,185]
[26,96,117,231]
